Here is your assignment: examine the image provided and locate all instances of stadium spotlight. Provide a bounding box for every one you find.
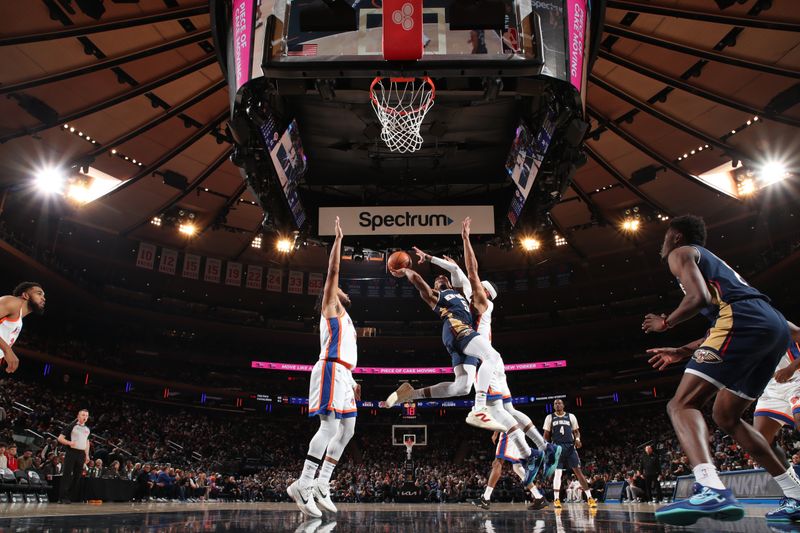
[251,235,262,249]
[520,237,540,252]
[759,160,789,186]
[554,233,567,247]
[151,217,162,227]
[179,223,197,236]
[276,238,292,253]
[34,167,67,195]
[621,218,640,232]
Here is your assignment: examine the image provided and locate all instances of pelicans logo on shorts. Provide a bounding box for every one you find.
[693,349,723,364]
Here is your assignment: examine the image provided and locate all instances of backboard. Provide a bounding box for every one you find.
[260,0,548,78]
[392,424,428,446]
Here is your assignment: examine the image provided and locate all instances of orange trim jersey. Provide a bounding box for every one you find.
[0,314,22,357]
[776,341,800,374]
[318,310,358,369]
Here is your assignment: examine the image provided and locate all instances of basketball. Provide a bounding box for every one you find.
[387,250,411,276]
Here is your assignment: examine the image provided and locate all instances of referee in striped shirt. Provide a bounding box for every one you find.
[57,409,91,504]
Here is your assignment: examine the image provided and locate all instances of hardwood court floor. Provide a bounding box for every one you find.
[0,501,793,532]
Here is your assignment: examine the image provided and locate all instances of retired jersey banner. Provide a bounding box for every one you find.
[204,257,222,283]
[135,242,156,269]
[158,248,178,275]
[287,270,304,294]
[246,265,263,289]
[307,273,323,296]
[266,268,282,292]
[182,253,201,280]
[226,262,243,286]
[319,206,494,236]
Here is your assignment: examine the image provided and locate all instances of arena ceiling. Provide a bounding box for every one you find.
[0,0,798,266]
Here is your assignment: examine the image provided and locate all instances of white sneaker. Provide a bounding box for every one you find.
[384,382,414,408]
[287,480,322,518]
[465,407,507,432]
[312,479,337,513]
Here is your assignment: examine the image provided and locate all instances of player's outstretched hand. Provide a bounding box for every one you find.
[412,246,428,264]
[334,216,343,239]
[642,313,668,333]
[647,348,684,371]
[390,267,409,279]
[461,217,471,239]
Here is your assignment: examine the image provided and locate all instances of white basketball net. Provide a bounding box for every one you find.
[370,77,435,153]
[404,439,414,459]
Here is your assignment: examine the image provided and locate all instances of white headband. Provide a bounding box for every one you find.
[481,280,497,300]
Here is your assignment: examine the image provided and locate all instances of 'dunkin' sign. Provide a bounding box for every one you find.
[318,206,495,236]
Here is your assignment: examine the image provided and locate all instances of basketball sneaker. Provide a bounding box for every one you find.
[523,448,544,486]
[655,483,744,526]
[542,443,562,478]
[470,496,491,510]
[766,497,800,522]
[312,479,337,513]
[466,407,506,432]
[384,383,414,408]
[287,480,322,518]
[587,497,597,508]
[553,499,562,509]
[528,497,548,510]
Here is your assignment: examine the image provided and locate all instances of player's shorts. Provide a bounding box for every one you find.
[685,298,790,400]
[495,432,523,464]
[754,378,800,427]
[487,365,512,403]
[555,443,581,470]
[308,359,357,419]
[445,328,481,368]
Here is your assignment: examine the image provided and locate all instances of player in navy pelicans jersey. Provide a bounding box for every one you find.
[288,217,360,518]
[645,215,800,525]
[0,282,46,374]
[543,399,596,508]
[383,249,481,406]
[391,254,507,432]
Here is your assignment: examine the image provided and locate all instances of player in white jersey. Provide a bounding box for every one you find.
[288,217,359,518]
[470,430,548,510]
[0,282,46,374]
[754,341,800,458]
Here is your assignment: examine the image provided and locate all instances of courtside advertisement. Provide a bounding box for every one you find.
[319,206,495,235]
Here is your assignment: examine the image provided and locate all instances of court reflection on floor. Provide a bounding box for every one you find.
[2,507,799,533]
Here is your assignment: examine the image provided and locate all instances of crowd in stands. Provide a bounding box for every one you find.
[3,221,798,343]
[4,376,800,504]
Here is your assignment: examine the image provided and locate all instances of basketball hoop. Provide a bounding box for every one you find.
[404,437,415,460]
[370,77,435,153]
